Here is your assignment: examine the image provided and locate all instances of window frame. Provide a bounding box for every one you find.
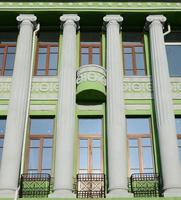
[78,118,103,173]
[26,118,54,174]
[126,117,154,176]
[34,42,59,76]
[80,43,102,66]
[123,43,146,76]
[165,42,181,77]
[0,43,16,76]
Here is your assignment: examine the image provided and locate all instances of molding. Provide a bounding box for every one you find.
[125,104,151,110]
[0,2,181,11]
[30,104,56,111]
[77,104,103,111]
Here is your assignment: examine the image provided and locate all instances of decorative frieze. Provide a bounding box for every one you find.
[76,65,106,86]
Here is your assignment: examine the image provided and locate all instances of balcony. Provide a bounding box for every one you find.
[130,173,162,197]
[75,173,106,198]
[19,173,51,198]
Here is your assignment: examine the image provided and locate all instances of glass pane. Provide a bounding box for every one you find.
[7,47,16,53]
[142,147,153,169]
[124,53,133,70]
[36,70,46,76]
[81,48,89,53]
[37,54,46,69]
[92,140,101,147]
[42,147,52,169]
[129,147,139,168]
[41,169,51,174]
[30,118,54,134]
[129,139,138,147]
[48,69,57,76]
[79,147,88,170]
[50,47,58,53]
[130,169,140,175]
[0,119,6,134]
[79,118,102,135]
[127,118,150,134]
[135,53,145,70]
[0,147,3,162]
[124,48,132,53]
[30,140,40,147]
[176,118,181,133]
[92,54,100,65]
[92,147,101,170]
[166,45,181,76]
[92,48,99,54]
[49,53,58,70]
[44,139,52,147]
[0,48,4,54]
[28,148,39,170]
[0,54,3,69]
[0,139,4,147]
[39,48,47,53]
[142,138,151,146]
[81,54,89,65]
[5,53,15,69]
[125,69,133,76]
[178,146,181,163]
[80,140,88,148]
[135,47,143,53]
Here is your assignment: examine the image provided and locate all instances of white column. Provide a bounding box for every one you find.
[103,15,131,197]
[0,14,37,198]
[49,14,79,198]
[146,15,181,197]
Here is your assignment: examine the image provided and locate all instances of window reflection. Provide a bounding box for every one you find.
[175,117,181,163]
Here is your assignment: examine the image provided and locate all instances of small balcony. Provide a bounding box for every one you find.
[75,173,106,198]
[130,173,163,197]
[19,173,51,198]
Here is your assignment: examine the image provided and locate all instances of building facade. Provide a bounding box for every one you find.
[0,0,181,199]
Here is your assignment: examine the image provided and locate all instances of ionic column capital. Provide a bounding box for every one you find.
[145,15,167,30]
[16,14,37,28]
[60,14,80,30]
[103,15,123,29]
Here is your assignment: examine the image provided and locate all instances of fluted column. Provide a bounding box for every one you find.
[49,14,79,198]
[103,15,131,197]
[146,15,181,197]
[0,14,37,198]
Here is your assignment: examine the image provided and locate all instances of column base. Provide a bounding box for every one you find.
[107,188,133,198]
[49,189,76,198]
[0,189,15,198]
[164,188,181,197]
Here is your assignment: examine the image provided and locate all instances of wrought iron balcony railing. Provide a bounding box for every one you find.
[130,173,162,197]
[19,173,51,198]
[75,173,106,198]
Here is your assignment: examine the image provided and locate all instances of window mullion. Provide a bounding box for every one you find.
[39,138,44,173]
[46,45,50,75]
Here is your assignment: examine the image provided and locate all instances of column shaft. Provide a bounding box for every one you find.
[104,15,130,197]
[0,14,36,198]
[147,15,181,196]
[49,14,79,198]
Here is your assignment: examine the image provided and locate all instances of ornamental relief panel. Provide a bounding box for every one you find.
[0,77,181,100]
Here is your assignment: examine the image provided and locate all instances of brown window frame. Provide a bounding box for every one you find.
[123,43,146,76]
[127,118,154,177]
[0,43,16,76]
[80,43,102,66]
[78,134,103,174]
[34,43,59,76]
